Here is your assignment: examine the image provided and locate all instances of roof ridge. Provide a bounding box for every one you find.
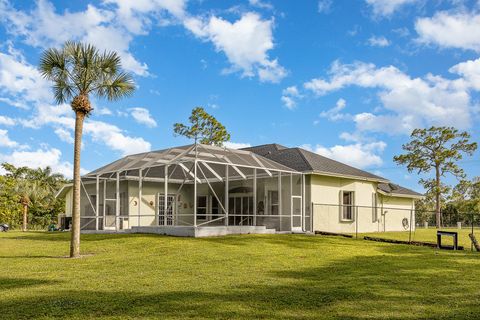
[288,147,315,171]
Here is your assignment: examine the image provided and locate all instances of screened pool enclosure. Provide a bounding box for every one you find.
[77,144,307,236]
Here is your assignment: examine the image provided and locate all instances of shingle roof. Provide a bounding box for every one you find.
[377,183,423,198]
[84,143,297,179]
[243,144,387,181]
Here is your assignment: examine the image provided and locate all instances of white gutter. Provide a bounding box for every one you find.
[305,171,389,183]
[377,188,424,199]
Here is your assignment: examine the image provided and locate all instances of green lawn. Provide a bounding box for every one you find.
[358,228,479,250]
[1,231,479,319]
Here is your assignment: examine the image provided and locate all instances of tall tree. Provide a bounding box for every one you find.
[174,107,230,146]
[394,127,477,228]
[39,42,135,257]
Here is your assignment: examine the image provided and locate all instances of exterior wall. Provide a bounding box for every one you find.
[378,195,415,232]
[128,180,194,227]
[311,175,416,233]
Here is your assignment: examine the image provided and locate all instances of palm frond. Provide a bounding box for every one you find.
[40,41,135,105]
[96,72,135,101]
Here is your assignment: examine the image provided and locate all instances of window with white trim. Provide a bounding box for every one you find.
[341,191,354,221]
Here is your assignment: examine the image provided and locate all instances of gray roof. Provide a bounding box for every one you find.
[377,183,423,198]
[84,143,297,179]
[243,144,387,181]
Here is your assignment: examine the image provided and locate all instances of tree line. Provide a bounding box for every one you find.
[0,164,68,230]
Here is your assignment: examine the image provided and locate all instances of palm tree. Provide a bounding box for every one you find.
[39,42,135,258]
[15,179,46,232]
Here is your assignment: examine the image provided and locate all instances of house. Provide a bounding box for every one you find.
[56,143,422,237]
[243,144,423,234]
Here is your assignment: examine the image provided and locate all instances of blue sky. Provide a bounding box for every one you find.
[0,0,479,192]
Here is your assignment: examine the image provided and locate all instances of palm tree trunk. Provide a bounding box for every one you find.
[22,204,28,231]
[70,111,85,258]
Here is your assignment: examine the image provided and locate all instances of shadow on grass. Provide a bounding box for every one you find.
[1,246,479,319]
[0,277,58,290]
[7,232,161,243]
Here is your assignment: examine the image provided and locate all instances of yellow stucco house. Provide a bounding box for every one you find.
[56,143,422,237]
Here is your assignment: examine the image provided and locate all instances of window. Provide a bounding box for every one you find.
[197,196,208,220]
[341,191,354,221]
[268,190,279,215]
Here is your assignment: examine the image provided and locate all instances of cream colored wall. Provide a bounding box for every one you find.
[311,175,416,233]
[378,195,415,232]
[127,180,195,227]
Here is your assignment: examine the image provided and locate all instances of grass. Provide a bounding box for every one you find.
[358,228,479,250]
[0,231,479,319]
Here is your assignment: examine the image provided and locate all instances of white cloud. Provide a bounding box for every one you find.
[0,147,86,178]
[281,86,301,109]
[353,112,418,135]
[303,60,475,134]
[319,98,349,121]
[54,127,74,144]
[318,0,333,14]
[185,12,286,83]
[0,115,15,126]
[84,120,151,156]
[415,11,480,52]
[365,0,419,17]
[104,0,187,34]
[95,107,113,116]
[129,107,157,128]
[0,0,158,76]
[301,141,387,169]
[2,1,283,83]
[0,129,19,148]
[224,142,251,149]
[249,0,273,10]
[0,48,52,107]
[0,48,153,156]
[449,57,480,90]
[367,35,390,47]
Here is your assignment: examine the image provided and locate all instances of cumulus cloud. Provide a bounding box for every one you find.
[1,1,284,83]
[415,11,480,52]
[0,47,153,156]
[301,141,387,169]
[54,127,74,144]
[0,48,51,107]
[367,35,390,47]
[0,147,86,178]
[0,0,187,76]
[224,142,252,149]
[449,57,480,90]
[365,0,419,17]
[319,98,349,121]
[303,60,475,134]
[0,115,16,126]
[0,129,19,148]
[129,107,157,128]
[185,12,287,83]
[281,86,301,109]
[84,120,151,155]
